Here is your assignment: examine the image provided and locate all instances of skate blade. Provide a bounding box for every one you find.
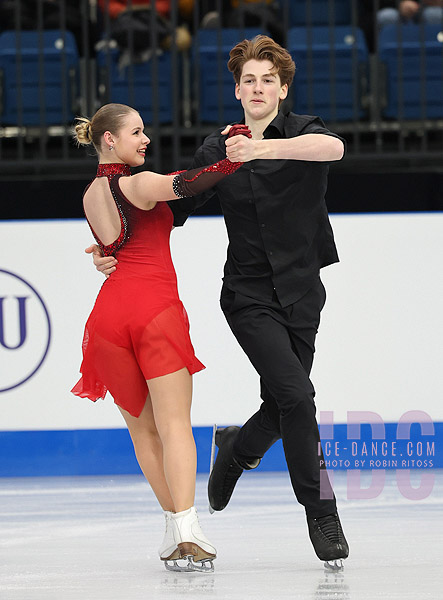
[324,559,344,571]
[208,424,217,514]
[164,559,194,572]
[185,557,215,573]
[164,557,215,573]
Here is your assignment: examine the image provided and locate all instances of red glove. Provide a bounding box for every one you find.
[226,124,252,139]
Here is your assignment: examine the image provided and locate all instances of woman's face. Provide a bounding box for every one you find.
[111,111,150,167]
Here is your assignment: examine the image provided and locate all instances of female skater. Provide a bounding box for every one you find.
[71,103,248,572]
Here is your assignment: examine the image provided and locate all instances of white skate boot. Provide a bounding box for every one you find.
[167,506,216,572]
[159,511,180,565]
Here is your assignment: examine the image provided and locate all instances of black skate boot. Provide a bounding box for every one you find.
[307,512,349,571]
[208,426,260,512]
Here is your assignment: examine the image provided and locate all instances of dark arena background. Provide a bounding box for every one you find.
[0,0,442,216]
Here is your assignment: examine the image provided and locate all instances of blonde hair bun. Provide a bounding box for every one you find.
[74,117,93,146]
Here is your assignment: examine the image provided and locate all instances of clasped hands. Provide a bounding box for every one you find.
[222,123,255,163]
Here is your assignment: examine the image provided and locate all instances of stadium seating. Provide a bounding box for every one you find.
[288,26,369,121]
[96,46,173,124]
[378,24,443,120]
[0,30,79,126]
[288,0,351,26]
[1,19,442,131]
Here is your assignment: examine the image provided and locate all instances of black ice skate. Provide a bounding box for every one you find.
[307,512,349,571]
[208,425,260,513]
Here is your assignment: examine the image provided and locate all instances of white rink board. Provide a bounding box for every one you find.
[0,213,442,431]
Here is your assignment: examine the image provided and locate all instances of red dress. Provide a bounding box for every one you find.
[71,171,204,417]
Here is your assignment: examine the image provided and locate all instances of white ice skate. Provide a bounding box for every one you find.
[166,506,216,573]
[159,510,180,565]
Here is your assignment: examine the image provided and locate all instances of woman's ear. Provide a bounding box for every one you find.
[103,130,114,146]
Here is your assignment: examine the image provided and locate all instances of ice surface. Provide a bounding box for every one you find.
[1,470,442,599]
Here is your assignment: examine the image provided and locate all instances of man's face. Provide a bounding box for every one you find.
[235,59,288,123]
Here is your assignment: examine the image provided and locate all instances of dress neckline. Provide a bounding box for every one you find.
[96,163,131,181]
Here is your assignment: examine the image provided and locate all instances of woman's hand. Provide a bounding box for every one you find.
[221,124,252,139]
[85,244,117,277]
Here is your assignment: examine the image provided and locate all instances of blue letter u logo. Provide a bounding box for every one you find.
[0,296,29,349]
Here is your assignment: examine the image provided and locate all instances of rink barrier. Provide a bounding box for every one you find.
[0,422,441,477]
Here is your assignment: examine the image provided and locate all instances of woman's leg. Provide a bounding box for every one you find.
[118,367,196,512]
[118,396,175,511]
[147,367,196,513]
[144,367,216,570]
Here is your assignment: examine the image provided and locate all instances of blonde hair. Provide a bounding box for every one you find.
[73,103,138,153]
[227,35,296,88]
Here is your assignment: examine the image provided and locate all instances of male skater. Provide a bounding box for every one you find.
[91,35,349,569]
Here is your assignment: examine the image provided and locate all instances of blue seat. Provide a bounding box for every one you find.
[288,26,369,121]
[0,30,79,126]
[288,0,351,26]
[194,28,267,123]
[378,24,443,119]
[96,47,173,124]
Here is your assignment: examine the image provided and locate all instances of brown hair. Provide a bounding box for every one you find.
[73,103,138,153]
[227,35,295,88]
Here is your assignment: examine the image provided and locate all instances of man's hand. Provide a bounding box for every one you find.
[85,244,117,278]
[220,123,255,162]
[225,134,257,163]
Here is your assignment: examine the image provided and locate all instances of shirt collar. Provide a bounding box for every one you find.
[229,110,286,140]
[263,111,286,139]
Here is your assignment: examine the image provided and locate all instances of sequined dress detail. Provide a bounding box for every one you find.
[71,164,205,417]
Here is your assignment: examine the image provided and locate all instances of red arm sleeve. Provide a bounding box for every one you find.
[170,124,252,198]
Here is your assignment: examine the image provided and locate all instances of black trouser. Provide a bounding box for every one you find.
[220,279,337,518]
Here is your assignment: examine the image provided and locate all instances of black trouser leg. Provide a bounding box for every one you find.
[220,282,336,518]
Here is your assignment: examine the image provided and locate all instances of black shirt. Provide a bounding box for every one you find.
[169,111,343,307]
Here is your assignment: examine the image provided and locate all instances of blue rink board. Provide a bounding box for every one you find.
[0,422,441,477]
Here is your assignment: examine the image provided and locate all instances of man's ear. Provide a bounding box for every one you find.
[235,83,241,100]
[280,83,288,101]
